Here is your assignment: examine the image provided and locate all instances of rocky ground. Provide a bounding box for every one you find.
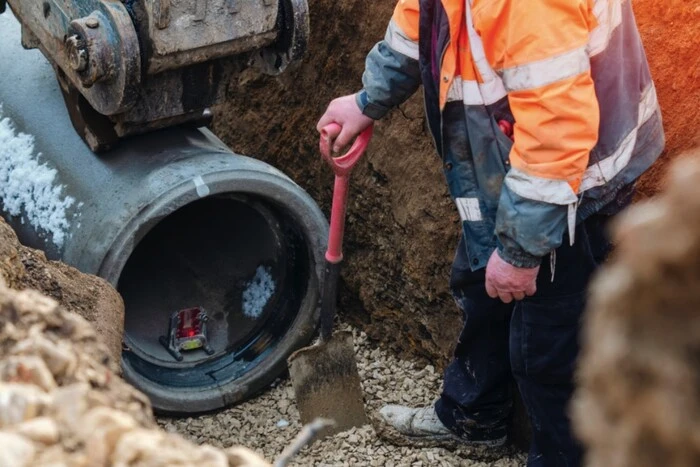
[160,325,526,467]
[0,281,270,466]
[0,217,124,363]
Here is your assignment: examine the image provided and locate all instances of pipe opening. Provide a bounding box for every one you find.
[119,193,310,389]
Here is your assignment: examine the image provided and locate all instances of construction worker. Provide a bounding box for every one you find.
[317,0,664,465]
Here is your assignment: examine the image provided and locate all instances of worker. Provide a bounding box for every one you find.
[316,0,664,465]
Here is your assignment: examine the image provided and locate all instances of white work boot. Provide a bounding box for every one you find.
[377,404,507,448]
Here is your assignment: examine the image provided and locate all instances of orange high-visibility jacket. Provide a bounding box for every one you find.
[356,0,664,268]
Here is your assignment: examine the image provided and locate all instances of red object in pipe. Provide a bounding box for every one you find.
[319,123,374,264]
[176,307,203,340]
[160,306,215,361]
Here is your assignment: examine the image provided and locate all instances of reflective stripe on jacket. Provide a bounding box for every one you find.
[357,0,664,269]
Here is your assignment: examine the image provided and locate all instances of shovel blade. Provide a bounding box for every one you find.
[287,330,368,437]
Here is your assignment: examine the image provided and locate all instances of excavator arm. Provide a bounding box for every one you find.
[3,0,308,151]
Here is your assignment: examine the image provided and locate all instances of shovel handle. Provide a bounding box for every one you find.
[318,123,372,341]
[320,123,373,264]
[320,261,341,341]
[320,123,373,177]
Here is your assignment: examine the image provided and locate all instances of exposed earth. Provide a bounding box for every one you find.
[0,210,525,466]
[0,217,124,363]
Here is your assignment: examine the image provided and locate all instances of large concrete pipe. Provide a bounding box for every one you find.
[0,12,328,413]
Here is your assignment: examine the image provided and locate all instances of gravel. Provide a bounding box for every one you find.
[158,326,526,466]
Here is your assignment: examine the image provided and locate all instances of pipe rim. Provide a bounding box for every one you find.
[108,160,328,413]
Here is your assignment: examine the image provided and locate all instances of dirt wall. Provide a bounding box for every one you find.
[633,0,700,196]
[0,217,124,363]
[213,0,700,363]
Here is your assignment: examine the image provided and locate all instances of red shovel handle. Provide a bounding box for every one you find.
[319,123,373,264]
[320,123,374,177]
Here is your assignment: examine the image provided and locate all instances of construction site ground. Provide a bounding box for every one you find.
[158,325,525,466]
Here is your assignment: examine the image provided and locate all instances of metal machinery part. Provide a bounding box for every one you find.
[5,0,309,152]
[0,11,326,413]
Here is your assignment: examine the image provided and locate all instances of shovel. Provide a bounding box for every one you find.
[287,122,373,437]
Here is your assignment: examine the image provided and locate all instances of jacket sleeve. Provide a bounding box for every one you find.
[472,0,600,267]
[356,0,422,120]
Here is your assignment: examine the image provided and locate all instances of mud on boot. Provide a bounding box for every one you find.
[372,404,509,456]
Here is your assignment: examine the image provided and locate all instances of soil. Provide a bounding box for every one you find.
[0,217,124,363]
[0,216,521,466]
[633,0,700,197]
[212,0,700,364]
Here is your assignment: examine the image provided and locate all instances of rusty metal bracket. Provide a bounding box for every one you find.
[7,0,141,116]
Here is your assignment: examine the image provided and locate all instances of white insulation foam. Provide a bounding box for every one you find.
[0,104,76,247]
[242,265,276,319]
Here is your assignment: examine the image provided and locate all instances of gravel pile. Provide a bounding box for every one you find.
[0,282,269,467]
[159,326,526,466]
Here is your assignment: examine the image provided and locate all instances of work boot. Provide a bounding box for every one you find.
[376,404,507,449]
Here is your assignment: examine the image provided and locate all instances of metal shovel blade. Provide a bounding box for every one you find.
[287,330,368,437]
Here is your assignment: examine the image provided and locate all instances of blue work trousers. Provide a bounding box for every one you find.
[435,213,614,467]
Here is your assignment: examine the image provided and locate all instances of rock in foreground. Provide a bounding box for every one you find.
[574,150,700,467]
[0,217,124,363]
[0,280,270,467]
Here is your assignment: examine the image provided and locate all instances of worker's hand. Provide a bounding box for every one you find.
[317,94,374,152]
[485,250,539,303]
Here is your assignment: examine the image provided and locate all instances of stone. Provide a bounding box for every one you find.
[0,383,51,427]
[77,407,137,465]
[0,355,56,391]
[0,432,35,466]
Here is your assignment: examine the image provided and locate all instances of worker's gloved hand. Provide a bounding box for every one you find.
[317,94,374,152]
[485,250,540,303]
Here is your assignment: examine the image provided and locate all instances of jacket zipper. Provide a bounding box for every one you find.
[423,37,451,157]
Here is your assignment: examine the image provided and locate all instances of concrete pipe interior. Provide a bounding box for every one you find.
[119,193,309,390]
